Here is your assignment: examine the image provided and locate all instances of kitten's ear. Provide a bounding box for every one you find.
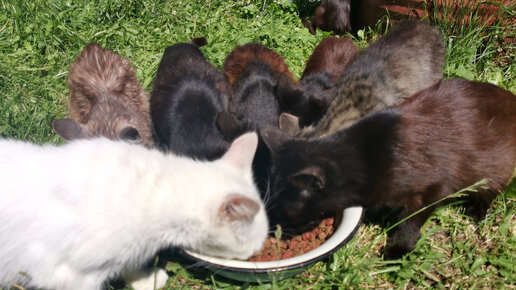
[289,166,326,190]
[316,86,337,106]
[52,118,86,141]
[118,126,142,143]
[216,111,245,139]
[220,132,258,171]
[275,73,297,107]
[260,127,291,154]
[218,194,261,222]
[279,113,300,135]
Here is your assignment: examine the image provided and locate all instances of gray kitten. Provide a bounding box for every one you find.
[296,19,444,138]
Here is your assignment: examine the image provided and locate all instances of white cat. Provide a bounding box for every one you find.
[0,132,267,290]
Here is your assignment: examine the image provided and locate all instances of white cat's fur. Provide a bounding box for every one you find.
[0,132,267,290]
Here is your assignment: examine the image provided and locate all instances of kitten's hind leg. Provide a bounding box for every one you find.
[383,204,435,260]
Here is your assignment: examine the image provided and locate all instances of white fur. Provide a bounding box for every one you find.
[0,133,267,290]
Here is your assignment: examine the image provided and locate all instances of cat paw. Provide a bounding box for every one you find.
[126,268,168,290]
[382,243,409,260]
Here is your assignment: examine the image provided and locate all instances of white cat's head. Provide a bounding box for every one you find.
[189,132,269,260]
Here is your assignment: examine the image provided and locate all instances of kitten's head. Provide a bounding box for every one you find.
[191,132,269,260]
[260,127,366,232]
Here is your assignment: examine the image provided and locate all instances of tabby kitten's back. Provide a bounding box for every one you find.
[300,19,444,138]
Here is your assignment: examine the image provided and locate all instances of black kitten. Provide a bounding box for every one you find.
[150,38,232,160]
[262,79,516,259]
[218,43,295,193]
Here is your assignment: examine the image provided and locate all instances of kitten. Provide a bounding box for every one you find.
[303,0,351,35]
[0,132,267,290]
[53,43,154,147]
[221,43,295,130]
[298,19,445,138]
[150,38,232,160]
[261,79,516,258]
[276,37,358,127]
[217,43,296,193]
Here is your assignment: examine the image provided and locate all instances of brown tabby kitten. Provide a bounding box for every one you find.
[298,19,444,138]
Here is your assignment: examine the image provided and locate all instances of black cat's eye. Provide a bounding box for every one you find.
[119,127,141,142]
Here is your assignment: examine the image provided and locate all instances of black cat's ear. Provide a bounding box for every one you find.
[317,86,337,105]
[118,126,142,143]
[189,37,208,47]
[275,73,297,107]
[52,118,86,141]
[288,166,326,190]
[260,126,291,154]
[216,111,246,139]
[218,194,261,222]
[279,113,300,135]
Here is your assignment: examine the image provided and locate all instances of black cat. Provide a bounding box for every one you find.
[150,38,232,160]
[262,79,516,258]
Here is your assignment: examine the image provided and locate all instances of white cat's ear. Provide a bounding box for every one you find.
[218,194,260,222]
[220,132,258,171]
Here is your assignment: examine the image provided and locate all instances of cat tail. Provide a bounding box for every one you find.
[190,37,208,47]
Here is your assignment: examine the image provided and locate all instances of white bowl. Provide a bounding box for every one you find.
[180,206,364,282]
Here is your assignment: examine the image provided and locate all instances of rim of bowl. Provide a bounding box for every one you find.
[181,206,364,273]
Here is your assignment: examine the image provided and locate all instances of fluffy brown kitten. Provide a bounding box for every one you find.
[298,19,444,138]
[53,43,153,147]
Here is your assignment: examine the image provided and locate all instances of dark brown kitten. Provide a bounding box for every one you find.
[276,37,358,127]
[53,43,153,147]
[303,0,351,35]
[298,19,444,138]
[262,79,516,259]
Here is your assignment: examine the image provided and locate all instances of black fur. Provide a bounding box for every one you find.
[262,79,516,259]
[150,41,232,160]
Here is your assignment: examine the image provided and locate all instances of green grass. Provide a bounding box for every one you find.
[0,0,515,288]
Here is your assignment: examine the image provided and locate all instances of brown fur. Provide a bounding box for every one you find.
[54,43,153,147]
[302,37,358,83]
[223,43,295,86]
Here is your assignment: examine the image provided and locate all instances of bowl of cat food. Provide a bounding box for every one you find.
[180,206,363,282]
